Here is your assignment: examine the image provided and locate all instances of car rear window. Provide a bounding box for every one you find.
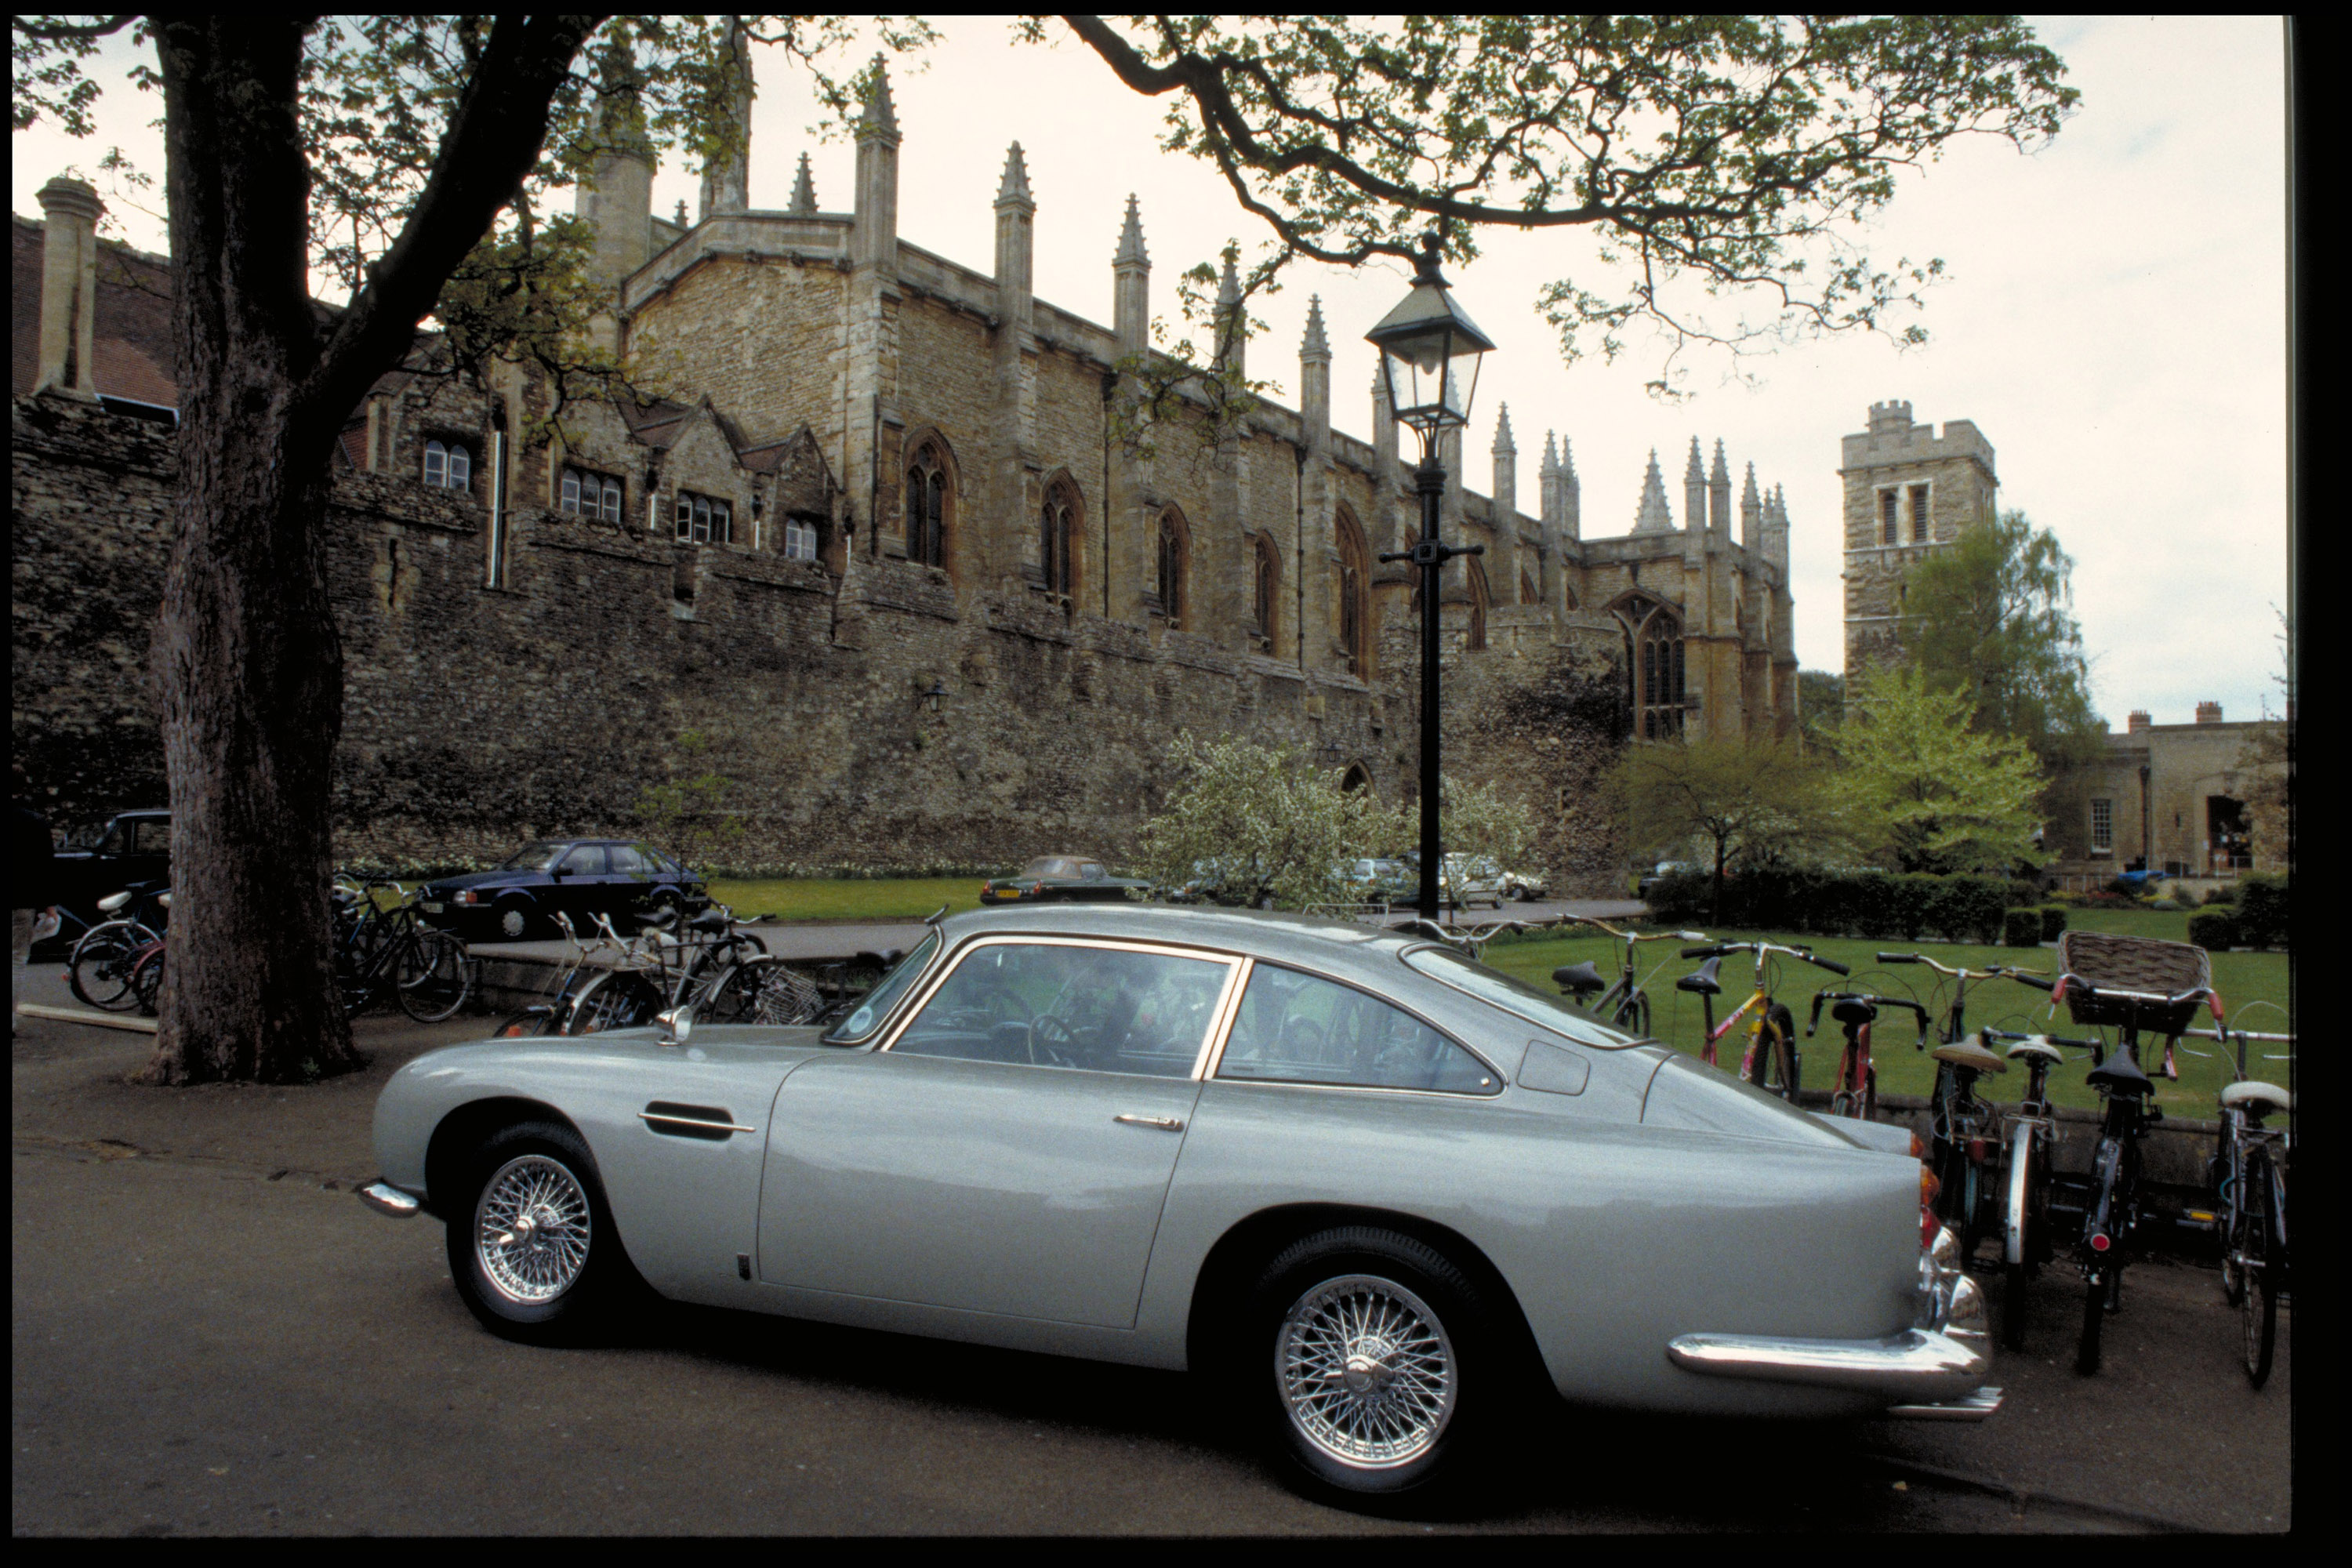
[1401,946,1646,1050]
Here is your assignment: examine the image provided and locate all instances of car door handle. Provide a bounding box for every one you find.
[1113,1113,1185,1131]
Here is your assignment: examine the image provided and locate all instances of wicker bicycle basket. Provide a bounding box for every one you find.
[2056,930,2212,1034]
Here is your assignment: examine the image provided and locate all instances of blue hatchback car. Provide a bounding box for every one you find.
[419,840,706,941]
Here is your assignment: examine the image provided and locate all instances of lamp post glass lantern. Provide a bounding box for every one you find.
[1368,233,1496,921]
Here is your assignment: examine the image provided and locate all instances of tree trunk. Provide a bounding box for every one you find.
[140,20,362,1084]
[1711,837,1728,926]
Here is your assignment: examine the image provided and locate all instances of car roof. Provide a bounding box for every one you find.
[934,903,1421,985]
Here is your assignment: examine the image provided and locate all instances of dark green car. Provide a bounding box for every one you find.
[979,856,1152,906]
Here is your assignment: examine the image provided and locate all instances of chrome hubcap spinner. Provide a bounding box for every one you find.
[1278,1273,1456,1468]
[475,1154,591,1304]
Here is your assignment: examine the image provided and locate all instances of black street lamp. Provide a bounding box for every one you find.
[1367,232,1496,921]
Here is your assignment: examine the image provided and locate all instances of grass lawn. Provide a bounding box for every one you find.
[704,876,987,923]
[1483,906,2290,1118]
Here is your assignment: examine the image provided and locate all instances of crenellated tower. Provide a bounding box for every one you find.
[1839,399,1998,676]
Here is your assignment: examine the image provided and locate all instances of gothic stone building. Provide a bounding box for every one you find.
[12,65,1802,885]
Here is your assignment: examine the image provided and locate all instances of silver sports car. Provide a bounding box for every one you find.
[362,905,1997,1501]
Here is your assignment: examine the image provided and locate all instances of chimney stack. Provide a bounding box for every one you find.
[2195,701,2223,725]
[35,175,103,398]
[2126,710,2152,734]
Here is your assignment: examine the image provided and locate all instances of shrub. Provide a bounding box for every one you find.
[2002,909,2042,948]
[1926,874,2006,943]
[2005,878,2043,908]
[2039,906,2067,942]
[2201,884,2238,906]
[2187,911,2238,953]
[2235,873,2288,950]
[1643,867,1712,925]
[2103,875,2140,898]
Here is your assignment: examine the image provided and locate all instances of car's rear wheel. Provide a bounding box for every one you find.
[1244,1227,1503,1501]
[444,1120,643,1344]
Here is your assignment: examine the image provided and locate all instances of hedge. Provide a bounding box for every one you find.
[2003,909,2042,948]
[1644,867,2009,945]
[2187,911,2237,953]
[2235,873,2288,950]
[2040,906,2067,943]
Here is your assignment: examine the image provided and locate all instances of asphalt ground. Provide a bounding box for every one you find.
[12,963,2294,1536]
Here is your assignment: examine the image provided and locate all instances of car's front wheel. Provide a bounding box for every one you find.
[492,897,534,941]
[445,1120,641,1344]
[1245,1227,1502,1501]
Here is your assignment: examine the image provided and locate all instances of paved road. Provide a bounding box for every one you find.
[11,968,2293,1536]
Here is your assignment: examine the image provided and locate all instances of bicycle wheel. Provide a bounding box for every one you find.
[129,945,166,1018]
[69,920,152,1011]
[2078,1269,2104,1374]
[563,969,663,1036]
[2002,1136,2036,1351]
[701,957,823,1025]
[493,1007,559,1040]
[397,931,474,1023]
[1861,1063,1877,1122]
[2242,1150,2278,1388]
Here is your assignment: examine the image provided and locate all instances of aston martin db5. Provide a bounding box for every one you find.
[362,905,1998,1501]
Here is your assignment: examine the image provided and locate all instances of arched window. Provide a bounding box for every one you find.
[1341,762,1371,794]
[1520,568,1539,606]
[1335,506,1370,677]
[423,437,471,492]
[1252,535,1280,647]
[1612,593,1686,739]
[1155,508,1189,627]
[1040,477,1080,605]
[1466,555,1490,651]
[906,441,952,569]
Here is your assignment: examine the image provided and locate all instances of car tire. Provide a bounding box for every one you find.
[1243,1226,1506,1503]
[492,898,534,941]
[444,1120,646,1345]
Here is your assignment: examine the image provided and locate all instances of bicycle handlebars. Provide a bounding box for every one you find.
[1805,988,1932,1038]
[1681,940,1849,975]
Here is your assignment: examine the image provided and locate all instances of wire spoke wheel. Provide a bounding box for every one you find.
[473,1154,593,1305]
[702,958,823,1025]
[397,931,473,1022]
[1277,1274,1457,1470]
[2241,1157,2278,1388]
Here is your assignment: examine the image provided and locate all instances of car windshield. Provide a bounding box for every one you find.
[1022,858,1078,878]
[1400,945,1646,1051]
[822,931,942,1045]
[499,841,567,873]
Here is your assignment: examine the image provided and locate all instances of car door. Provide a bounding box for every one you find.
[550,842,607,928]
[758,936,1241,1327]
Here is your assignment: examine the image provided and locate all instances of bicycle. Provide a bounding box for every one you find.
[1803,986,1931,1121]
[1874,952,2052,1263]
[563,904,818,1034]
[334,880,474,1023]
[1549,916,1709,1036]
[2049,929,2220,1374]
[66,880,170,1011]
[1973,1025,2103,1351]
[2182,1007,2292,1387]
[1674,940,1851,1098]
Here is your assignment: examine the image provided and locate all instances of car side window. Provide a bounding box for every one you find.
[558,844,606,875]
[607,844,646,875]
[891,942,1230,1079]
[1080,862,1105,880]
[129,819,169,855]
[1217,964,1498,1094]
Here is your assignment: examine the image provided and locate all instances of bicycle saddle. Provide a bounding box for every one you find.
[688,909,733,934]
[1831,998,1877,1029]
[2219,1080,2292,1113]
[2002,1036,2063,1064]
[2087,1052,2154,1097]
[1932,1039,2007,1075]
[1675,956,1723,996]
[1552,961,1606,997]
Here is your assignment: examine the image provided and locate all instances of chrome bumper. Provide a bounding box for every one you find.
[358,1180,423,1218]
[1665,1226,2002,1421]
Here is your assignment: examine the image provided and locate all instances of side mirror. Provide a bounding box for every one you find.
[549,866,568,879]
[655,1006,694,1048]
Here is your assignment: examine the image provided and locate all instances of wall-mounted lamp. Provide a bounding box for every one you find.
[921,677,949,713]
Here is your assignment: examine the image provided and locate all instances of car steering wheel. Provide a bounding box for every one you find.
[1029,1013,1080,1069]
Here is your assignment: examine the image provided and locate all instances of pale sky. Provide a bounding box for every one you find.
[14,16,2291,726]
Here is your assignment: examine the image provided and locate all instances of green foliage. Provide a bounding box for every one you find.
[2187,910,2237,953]
[2234,873,2289,951]
[1425,775,1540,872]
[1898,510,2103,772]
[2003,909,2042,949]
[2005,877,2042,908]
[1644,866,2007,946]
[1797,670,1846,758]
[1836,664,2044,875]
[2040,906,2068,943]
[1138,735,1382,909]
[1050,15,2074,394]
[1607,736,1849,920]
[2202,884,2238,906]
[633,728,740,873]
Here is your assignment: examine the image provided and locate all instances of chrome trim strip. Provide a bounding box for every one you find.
[358,1181,423,1218]
[1112,1113,1185,1131]
[1885,1385,2005,1421]
[1198,956,1254,1081]
[638,1111,757,1134]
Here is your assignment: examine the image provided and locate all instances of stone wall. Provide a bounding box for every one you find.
[20,390,1647,879]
